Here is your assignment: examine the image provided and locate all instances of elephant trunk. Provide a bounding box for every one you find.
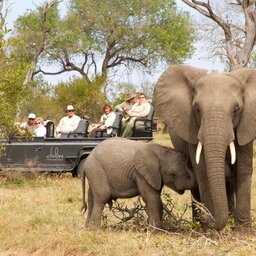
[200,113,232,230]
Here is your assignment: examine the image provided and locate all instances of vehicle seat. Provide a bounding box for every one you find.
[61,116,90,138]
[46,121,54,138]
[131,105,155,138]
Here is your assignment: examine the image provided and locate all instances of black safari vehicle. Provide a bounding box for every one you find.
[0,107,156,176]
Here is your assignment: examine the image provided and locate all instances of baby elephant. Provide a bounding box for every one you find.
[80,137,195,230]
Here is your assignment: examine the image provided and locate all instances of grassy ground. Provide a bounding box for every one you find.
[1,133,256,255]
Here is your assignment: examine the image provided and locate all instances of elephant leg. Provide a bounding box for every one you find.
[136,178,163,229]
[191,186,201,222]
[226,177,235,216]
[86,171,111,229]
[233,142,253,232]
[85,187,93,227]
[145,193,163,229]
[87,200,106,229]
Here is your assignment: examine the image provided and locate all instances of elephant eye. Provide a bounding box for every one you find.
[193,103,200,114]
[233,105,240,115]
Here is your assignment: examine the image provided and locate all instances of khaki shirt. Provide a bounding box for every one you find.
[20,122,37,134]
[127,102,151,117]
[115,101,134,113]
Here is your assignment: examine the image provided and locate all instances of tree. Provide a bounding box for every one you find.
[53,79,106,122]
[12,0,195,88]
[12,0,60,87]
[181,0,256,71]
[0,1,27,133]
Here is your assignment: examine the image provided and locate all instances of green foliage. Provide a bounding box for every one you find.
[19,77,61,123]
[12,0,195,85]
[13,4,60,63]
[68,0,195,67]
[7,0,196,123]
[54,78,106,122]
[0,41,27,134]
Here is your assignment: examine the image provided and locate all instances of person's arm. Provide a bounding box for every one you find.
[127,103,150,117]
[135,103,151,117]
[20,122,27,129]
[55,118,63,133]
[115,102,124,112]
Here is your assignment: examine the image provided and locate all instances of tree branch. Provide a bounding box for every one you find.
[23,0,60,87]
[181,0,256,70]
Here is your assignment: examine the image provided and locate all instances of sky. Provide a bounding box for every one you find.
[4,0,225,85]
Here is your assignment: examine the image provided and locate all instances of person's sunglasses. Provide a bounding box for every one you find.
[29,118,35,120]
[67,110,74,112]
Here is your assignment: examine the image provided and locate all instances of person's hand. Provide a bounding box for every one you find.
[124,110,131,117]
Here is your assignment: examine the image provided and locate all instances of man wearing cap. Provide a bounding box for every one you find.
[55,105,81,137]
[115,93,137,116]
[20,113,37,134]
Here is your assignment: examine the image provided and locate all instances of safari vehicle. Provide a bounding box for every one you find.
[0,107,157,176]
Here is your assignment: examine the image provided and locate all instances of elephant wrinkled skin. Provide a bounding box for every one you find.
[80,137,195,230]
[153,64,256,231]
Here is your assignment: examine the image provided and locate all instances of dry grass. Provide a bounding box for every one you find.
[1,134,256,255]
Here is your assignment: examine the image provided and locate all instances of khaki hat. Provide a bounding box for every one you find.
[66,105,75,111]
[125,93,137,101]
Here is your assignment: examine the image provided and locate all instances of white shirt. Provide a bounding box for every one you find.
[100,111,116,134]
[55,114,81,134]
[34,125,46,137]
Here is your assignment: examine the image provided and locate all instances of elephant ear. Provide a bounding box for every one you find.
[153,64,208,144]
[134,146,161,190]
[230,69,256,145]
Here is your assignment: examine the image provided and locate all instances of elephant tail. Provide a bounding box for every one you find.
[81,167,88,214]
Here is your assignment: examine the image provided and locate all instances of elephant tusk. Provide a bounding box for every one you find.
[196,141,202,164]
[229,141,236,164]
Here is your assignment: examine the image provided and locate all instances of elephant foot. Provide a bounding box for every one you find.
[84,226,102,232]
[85,222,102,231]
[232,224,254,236]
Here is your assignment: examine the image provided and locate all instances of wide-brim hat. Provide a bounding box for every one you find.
[66,105,75,111]
[125,93,137,101]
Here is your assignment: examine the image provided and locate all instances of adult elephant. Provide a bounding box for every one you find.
[153,64,256,232]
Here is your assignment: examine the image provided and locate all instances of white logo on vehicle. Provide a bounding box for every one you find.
[47,146,64,160]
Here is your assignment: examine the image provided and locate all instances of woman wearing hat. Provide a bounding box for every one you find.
[121,93,151,137]
[115,93,137,116]
[55,105,81,137]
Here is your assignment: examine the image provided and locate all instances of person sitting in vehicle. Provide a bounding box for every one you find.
[121,93,151,137]
[55,105,81,138]
[115,93,137,116]
[34,117,46,137]
[20,113,37,134]
[89,103,116,138]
